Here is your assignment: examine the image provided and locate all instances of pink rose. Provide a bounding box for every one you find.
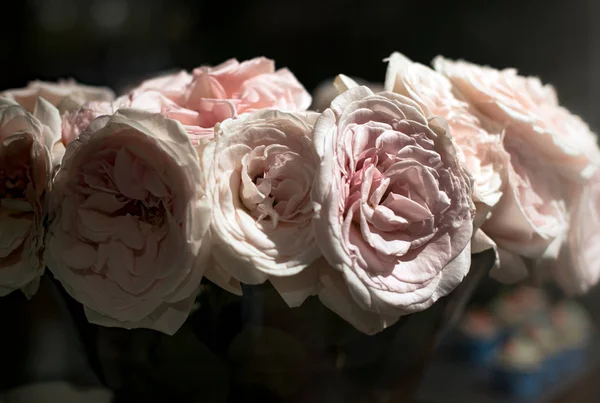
[433,57,578,281]
[131,70,192,105]
[130,58,311,134]
[2,79,115,114]
[312,87,475,334]
[44,109,211,334]
[552,170,600,294]
[186,58,311,114]
[0,97,62,297]
[202,110,321,306]
[384,53,508,228]
[125,91,229,144]
[118,91,219,146]
[480,130,569,282]
[433,57,600,181]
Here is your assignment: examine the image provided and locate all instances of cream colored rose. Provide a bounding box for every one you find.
[0,97,62,297]
[432,57,581,282]
[552,170,600,295]
[481,130,569,282]
[202,110,321,306]
[434,57,600,182]
[45,109,211,334]
[2,79,115,114]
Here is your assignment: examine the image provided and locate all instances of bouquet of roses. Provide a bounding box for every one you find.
[1,53,598,338]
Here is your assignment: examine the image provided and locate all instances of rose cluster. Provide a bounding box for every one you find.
[0,54,598,335]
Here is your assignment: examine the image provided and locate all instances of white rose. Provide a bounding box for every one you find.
[45,109,211,334]
[202,110,321,306]
[0,97,61,297]
[434,57,600,182]
[2,79,115,114]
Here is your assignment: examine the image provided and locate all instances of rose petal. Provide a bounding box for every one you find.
[58,233,97,270]
[0,214,32,258]
[113,148,148,200]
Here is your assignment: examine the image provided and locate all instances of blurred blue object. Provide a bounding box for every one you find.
[493,366,542,400]
[458,333,501,366]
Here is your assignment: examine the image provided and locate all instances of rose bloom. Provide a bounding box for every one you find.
[552,170,600,295]
[44,109,211,334]
[384,52,508,230]
[132,70,192,105]
[434,57,600,182]
[480,129,569,282]
[0,97,62,297]
[312,87,475,334]
[130,57,311,132]
[186,57,311,113]
[202,110,321,306]
[2,79,115,114]
[62,91,214,148]
[429,57,573,279]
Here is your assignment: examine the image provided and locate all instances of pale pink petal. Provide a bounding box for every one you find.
[312,86,474,333]
[45,109,210,334]
[203,110,320,301]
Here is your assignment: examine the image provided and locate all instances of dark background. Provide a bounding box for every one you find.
[1,0,599,130]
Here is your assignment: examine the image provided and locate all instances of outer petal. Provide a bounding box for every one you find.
[269,258,322,307]
[2,79,114,113]
[203,258,243,296]
[433,56,600,182]
[33,98,63,169]
[318,264,400,335]
[311,76,383,112]
[552,172,600,294]
[83,294,196,335]
[132,70,193,105]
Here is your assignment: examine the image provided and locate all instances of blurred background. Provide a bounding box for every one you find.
[2,0,600,130]
[2,1,600,402]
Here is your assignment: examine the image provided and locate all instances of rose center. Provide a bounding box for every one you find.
[239,146,312,226]
[346,145,439,247]
[0,138,34,200]
[118,201,166,227]
[0,168,29,199]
